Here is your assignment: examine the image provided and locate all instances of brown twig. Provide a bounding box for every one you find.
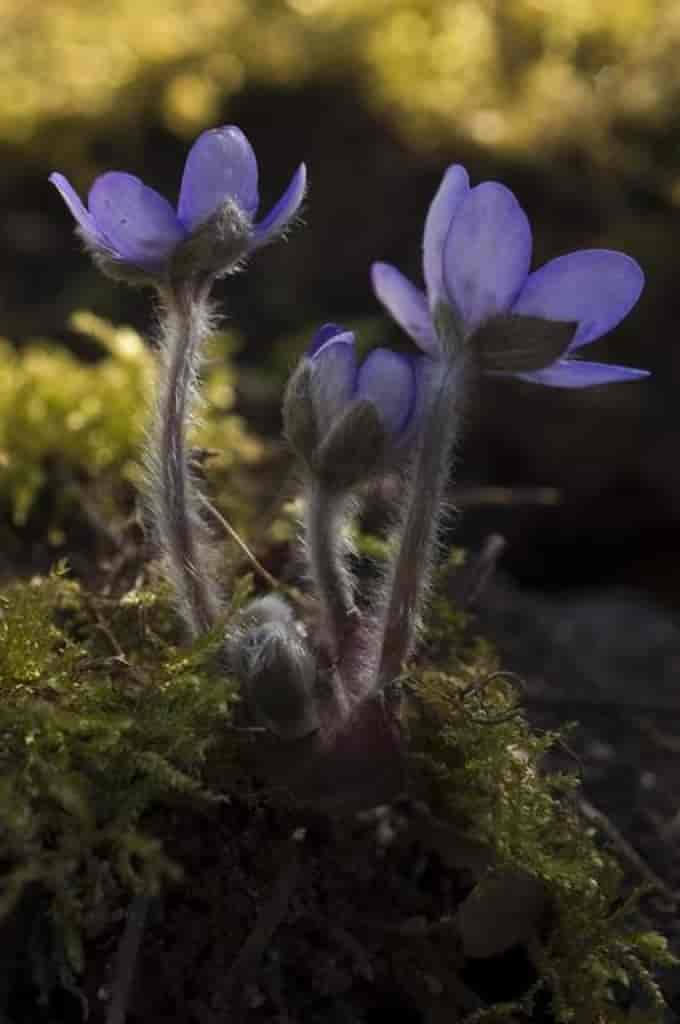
[574,796,678,904]
[222,834,303,1015]
[451,485,561,507]
[80,592,148,686]
[198,492,313,612]
[461,669,525,725]
[453,532,507,609]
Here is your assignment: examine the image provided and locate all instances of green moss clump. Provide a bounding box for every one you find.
[0,557,673,1019]
[406,592,675,1022]
[0,312,262,526]
[0,565,245,996]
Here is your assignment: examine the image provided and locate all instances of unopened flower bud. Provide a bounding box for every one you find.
[284,323,426,491]
[231,596,320,740]
[314,398,387,491]
[282,360,319,465]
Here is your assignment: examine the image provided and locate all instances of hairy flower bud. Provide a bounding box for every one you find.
[284,323,425,491]
[230,596,320,740]
[313,398,387,492]
[282,360,319,466]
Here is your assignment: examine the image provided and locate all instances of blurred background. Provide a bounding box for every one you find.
[1,0,678,600]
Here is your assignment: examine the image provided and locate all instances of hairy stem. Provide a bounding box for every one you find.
[146,281,220,636]
[374,357,469,689]
[304,481,357,661]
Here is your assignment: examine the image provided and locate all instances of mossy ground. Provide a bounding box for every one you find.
[0,563,674,1022]
[0,319,675,1022]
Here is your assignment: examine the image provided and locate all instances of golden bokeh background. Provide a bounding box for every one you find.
[0,0,676,181]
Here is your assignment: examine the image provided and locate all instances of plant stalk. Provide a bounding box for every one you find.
[146,280,220,636]
[374,356,469,689]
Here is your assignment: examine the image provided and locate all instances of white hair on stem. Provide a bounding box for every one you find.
[144,280,221,636]
[372,357,470,691]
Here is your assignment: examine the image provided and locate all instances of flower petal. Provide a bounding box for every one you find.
[88,172,185,269]
[516,359,650,389]
[371,262,438,355]
[252,164,307,248]
[398,355,444,447]
[178,125,259,231]
[309,329,357,433]
[308,322,346,356]
[49,172,111,249]
[422,164,470,310]
[443,182,532,331]
[512,249,644,350]
[356,348,416,436]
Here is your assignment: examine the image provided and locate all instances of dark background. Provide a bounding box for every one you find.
[3,0,678,603]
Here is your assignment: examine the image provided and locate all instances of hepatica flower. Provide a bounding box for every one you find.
[372,166,647,388]
[284,323,429,490]
[50,125,306,276]
[307,323,421,443]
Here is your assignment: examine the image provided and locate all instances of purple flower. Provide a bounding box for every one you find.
[308,323,424,442]
[372,166,648,388]
[49,125,306,274]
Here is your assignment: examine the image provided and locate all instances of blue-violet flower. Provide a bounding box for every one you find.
[284,323,432,491]
[50,125,306,274]
[372,165,647,388]
[308,323,423,442]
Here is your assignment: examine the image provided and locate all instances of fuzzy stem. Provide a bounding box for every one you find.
[146,281,220,636]
[304,481,357,661]
[374,357,469,689]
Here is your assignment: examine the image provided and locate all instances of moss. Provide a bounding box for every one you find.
[0,564,246,999]
[0,313,262,527]
[0,355,674,1018]
[406,590,675,1022]
[0,563,673,1019]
